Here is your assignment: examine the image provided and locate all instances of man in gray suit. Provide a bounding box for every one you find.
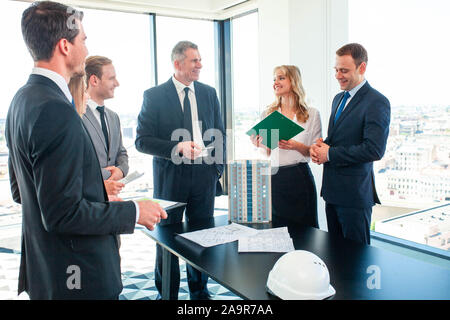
[84,56,128,196]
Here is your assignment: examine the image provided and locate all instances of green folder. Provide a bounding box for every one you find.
[246,111,304,149]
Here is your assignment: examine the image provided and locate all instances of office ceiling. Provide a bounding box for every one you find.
[101,0,250,12]
[53,0,256,19]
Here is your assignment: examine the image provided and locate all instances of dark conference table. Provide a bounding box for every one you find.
[141,214,450,300]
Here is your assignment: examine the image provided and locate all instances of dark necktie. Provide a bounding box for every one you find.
[334,91,350,124]
[96,106,110,151]
[183,87,193,139]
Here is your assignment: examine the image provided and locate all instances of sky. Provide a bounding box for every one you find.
[348,0,450,107]
[1,0,450,119]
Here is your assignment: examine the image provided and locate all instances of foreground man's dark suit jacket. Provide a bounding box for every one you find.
[6,74,136,299]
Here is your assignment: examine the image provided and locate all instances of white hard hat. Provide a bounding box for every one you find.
[266,250,336,300]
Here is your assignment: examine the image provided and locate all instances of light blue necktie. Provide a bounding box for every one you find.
[334,91,350,124]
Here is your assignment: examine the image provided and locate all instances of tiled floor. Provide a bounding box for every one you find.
[0,249,22,300]
[0,208,240,300]
[119,224,240,300]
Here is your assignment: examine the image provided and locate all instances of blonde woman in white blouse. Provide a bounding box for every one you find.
[251,65,322,227]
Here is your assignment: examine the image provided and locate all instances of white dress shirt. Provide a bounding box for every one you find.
[341,79,367,111]
[31,67,73,103]
[172,76,207,157]
[269,107,322,167]
[87,99,110,134]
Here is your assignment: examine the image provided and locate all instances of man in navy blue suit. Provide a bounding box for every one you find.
[310,43,390,245]
[135,41,226,299]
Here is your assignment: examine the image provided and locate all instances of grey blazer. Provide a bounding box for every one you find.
[82,106,129,179]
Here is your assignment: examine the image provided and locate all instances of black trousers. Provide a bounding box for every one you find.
[154,164,216,300]
[325,203,372,245]
[271,162,318,229]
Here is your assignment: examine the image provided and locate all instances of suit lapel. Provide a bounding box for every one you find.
[328,92,344,135]
[164,79,184,126]
[193,82,206,136]
[334,83,369,126]
[329,82,371,136]
[80,120,109,200]
[84,107,108,154]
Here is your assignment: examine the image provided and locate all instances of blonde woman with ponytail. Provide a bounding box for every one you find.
[250,65,322,228]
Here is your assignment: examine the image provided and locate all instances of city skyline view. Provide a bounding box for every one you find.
[2,99,449,250]
[347,0,450,250]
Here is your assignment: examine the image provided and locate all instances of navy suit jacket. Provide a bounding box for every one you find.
[135,78,226,202]
[6,75,136,299]
[321,81,390,208]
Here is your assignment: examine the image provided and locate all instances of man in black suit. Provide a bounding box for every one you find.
[311,43,390,245]
[6,1,167,300]
[135,41,226,299]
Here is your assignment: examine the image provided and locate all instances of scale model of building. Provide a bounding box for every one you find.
[228,160,271,223]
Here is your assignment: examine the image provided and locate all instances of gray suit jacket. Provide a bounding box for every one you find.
[82,106,129,179]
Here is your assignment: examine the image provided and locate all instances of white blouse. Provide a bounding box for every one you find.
[267,107,322,167]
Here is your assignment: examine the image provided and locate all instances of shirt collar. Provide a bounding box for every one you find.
[172,75,195,94]
[87,99,103,114]
[32,67,73,103]
[348,79,367,98]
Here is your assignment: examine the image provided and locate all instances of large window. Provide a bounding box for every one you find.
[155,16,216,87]
[0,3,223,206]
[231,11,260,160]
[349,0,450,252]
[0,3,155,206]
[0,0,30,219]
[82,8,153,198]
[83,8,152,117]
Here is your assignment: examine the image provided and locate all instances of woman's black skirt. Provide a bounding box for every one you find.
[271,162,318,228]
